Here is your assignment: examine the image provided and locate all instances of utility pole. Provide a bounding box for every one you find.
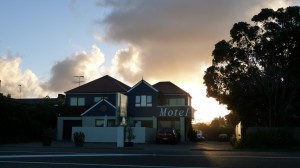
[18,84,22,99]
[74,76,84,86]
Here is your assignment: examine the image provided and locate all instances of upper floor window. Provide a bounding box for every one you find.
[70,97,85,106]
[135,95,152,107]
[169,98,185,106]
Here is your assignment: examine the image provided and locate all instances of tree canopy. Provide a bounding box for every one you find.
[204,6,300,127]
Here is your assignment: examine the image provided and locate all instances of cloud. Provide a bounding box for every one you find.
[96,0,294,121]
[0,55,45,98]
[0,45,107,98]
[110,46,142,83]
[97,0,292,85]
[43,45,106,92]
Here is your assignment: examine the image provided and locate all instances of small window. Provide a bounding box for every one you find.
[94,97,108,102]
[135,96,141,107]
[107,120,115,127]
[169,98,177,106]
[146,96,152,106]
[77,97,85,106]
[141,95,147,106]
[70,97,77,106]
[70,97,85,106]
[95,119,104,127]
[94,97,102,102]
[135,95,152,107]
[177,98,185,106]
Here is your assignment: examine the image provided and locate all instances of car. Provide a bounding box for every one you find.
[197,130,205,141]
[218,133,229,141]
[156,128,178,144]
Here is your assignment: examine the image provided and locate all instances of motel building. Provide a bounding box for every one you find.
[57,75,195,143]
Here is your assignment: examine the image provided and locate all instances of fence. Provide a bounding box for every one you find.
[72,127,157,143]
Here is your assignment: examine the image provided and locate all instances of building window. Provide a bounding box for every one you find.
[70,97,77,106]
[107,119,115,127]
[135,96,141,107]
[141,95,146,106]
[146,96,152,106]
[169,98,185,106]
[135,95,152,107]
[70,97,85,106]
[95,119,104,127]
[94,97,101,102]
[78,97,85,106]
[94,97,108,103]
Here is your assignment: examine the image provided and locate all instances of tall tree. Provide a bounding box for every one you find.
[204,6,300,127]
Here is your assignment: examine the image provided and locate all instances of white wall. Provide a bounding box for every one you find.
[133,127,156,143]
[72,127,118,142]
[72,127,157,143]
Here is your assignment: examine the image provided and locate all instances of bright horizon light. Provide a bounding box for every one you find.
[180,83,230,124]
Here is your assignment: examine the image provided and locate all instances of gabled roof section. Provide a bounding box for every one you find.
[127,80,159,93]
[65,75,130,94]
[153,81,191,97]
[81,99,116,116]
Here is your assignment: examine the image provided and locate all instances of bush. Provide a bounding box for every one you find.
[42,128,54,146]
[243,129,295,149]
[73,131,85,147]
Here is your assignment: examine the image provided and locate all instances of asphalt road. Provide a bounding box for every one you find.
[0,142,300,168]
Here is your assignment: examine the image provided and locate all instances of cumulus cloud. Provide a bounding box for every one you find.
[95,0,295,122]
[0,55,45,98]
[43,45,106,92]
[97,0,293,85]
[110,46,142,83]
[0,45,107,98]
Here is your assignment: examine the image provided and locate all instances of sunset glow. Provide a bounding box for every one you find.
[180,83,229,123]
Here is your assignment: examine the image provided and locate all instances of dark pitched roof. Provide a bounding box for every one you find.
[153,81,191,97]
[127,80,159,93]
[65,75,130,94]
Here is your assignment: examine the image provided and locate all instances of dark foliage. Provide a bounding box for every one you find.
[193,117,232,141]
[0,95,59,144]
[204,6,300,127]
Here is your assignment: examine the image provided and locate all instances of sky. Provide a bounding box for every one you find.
[0,0,299,123]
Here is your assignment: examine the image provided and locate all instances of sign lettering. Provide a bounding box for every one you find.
[159,107,190,117]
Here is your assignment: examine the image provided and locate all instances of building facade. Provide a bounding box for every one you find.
[57,75,194,142]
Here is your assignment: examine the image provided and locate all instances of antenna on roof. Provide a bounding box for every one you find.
[74,76,84,86]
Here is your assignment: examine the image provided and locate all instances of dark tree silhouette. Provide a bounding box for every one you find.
[204,6,300,127]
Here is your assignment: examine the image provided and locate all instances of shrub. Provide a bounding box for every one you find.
[73,131,85,147]
[243,128,295,149]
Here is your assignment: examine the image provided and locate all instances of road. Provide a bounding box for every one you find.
[0,142,300,168]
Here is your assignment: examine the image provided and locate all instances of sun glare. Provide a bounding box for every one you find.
[180,83,229,123]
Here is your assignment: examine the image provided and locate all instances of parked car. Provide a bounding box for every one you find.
[218,133,229,141]
[197,130,205,141]
[156,128,178,144]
